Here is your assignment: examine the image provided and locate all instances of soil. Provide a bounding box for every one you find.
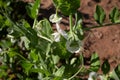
[80,0,120,73]
[25,0,120,76]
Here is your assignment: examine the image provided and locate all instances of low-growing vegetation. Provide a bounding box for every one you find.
[0,0,120,80]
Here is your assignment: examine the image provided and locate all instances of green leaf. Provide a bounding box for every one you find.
[52,40,71,59]
[26,0,41,19]
[114,64,120,78]
[53,77,62,80]
[22,20,31,28]
[8,48,17,58]
[74,19,84,40]
[79,54,84,65]
[0,69,7,78]
[30,68,45,73]
[90,52,100,72]
[110,64,120,80]
[21,36,30,49]
[109,7,120,23]
[54,66,65,77]
[70,57,77,65]
[38,19,53,38]
[30,49,38,62]
[5,19,11,26]
[53,0,80,15]
[21,61,33,74]
[0,40,12,49]
[52,54,60,64]
[101,59,110,74]
[94,5,106,25]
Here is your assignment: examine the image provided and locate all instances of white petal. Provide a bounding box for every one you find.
[49,14,62,23]
[88,77,93,80]
[52,32,61,42]
[56,23,68,39]
[88,72,98,80]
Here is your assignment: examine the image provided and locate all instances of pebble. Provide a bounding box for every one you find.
[94,31,103,39]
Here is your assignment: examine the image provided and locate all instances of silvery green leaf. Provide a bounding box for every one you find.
[94,5,106,25]
[52,55,60,64]
[21,36,30,49]
[54,66,65,77]
[109,7,120,23]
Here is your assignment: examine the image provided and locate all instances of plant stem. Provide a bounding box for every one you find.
[68,66,84,80]
[56,7,59,17]
[33,18,37,28]
[69,14,73,33]
[83,22,120,31]
[16,53,28,61]
[37,34,53,43]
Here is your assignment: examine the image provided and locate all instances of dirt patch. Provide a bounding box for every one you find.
[80,0,120,72]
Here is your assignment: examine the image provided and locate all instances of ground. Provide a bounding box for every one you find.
[24,0,120,74]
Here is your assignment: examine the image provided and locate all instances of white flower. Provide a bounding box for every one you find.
[56,23,68,39]
[49,14,62,23]
[52,32,61,42]
[50,14,68,40]
[66,40,82,53]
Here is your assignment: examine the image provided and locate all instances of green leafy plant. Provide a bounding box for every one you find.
[0,0,120,80]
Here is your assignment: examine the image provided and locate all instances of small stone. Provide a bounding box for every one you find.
[94,31,103,39]
[112,39,119,43]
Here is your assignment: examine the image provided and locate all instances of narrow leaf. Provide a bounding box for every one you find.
[101,59,110,74]
[90,52,100,72]
[54,66,65,77]
[26,0,41,19]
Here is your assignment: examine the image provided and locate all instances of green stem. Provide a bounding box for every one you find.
[68,66,84,80]
[33,18,37,28]
[56,7,59,17]
[37,34,53,43]
[16,53,28,61]
[69,14,73,33]
[83,22,120,31]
